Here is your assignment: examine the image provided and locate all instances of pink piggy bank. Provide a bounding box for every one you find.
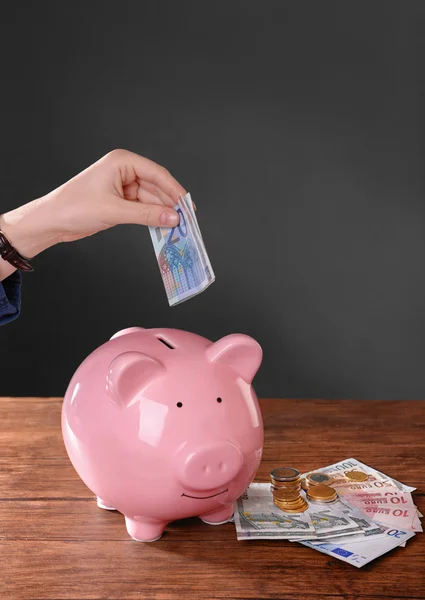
[62,327,263,542]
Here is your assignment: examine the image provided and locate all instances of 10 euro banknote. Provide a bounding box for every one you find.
[149,193,215,306]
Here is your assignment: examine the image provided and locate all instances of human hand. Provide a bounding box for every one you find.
[0,149,186,259]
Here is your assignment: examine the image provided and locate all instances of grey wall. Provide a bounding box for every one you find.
[1,1,425,399]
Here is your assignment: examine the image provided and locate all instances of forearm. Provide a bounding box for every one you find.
[0,197,58,281]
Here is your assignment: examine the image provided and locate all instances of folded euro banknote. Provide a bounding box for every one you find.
[149,193,215,306]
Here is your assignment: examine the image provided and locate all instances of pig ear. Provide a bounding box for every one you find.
[106,351,165,408]
[206,334,263,384]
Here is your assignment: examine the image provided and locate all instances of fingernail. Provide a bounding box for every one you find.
[160,210,179,226]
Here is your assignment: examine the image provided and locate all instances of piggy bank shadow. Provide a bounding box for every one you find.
[143,517,259,572]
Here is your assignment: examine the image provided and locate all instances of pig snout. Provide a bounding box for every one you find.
[174,442,243,491]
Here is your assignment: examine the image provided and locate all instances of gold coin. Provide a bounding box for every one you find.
[271,486,301,494]
[272,481,301,489]
[272,478,301,485]
[308,496,338,504]
[273,495,304,504]
[274,502,304,510]
[271,483,301,491]
[272,483,301,492]
[300,478,308,491]
[271,482,300,490]
[276,502,306,512]
[274,500,303,507]
[271,487,302,497]
[274,495,304,504]
[275,498,308,513]
[273,489,301,501]
[345,470,368,482]
[306,472,333,487]
[307,484,338,501]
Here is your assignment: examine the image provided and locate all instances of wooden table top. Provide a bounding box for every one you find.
[1,397,424,600]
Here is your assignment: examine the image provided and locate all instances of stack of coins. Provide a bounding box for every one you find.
[301,471,333,491]
[270,467,308,513]
[345,470,369,482]
[306,483,339,504]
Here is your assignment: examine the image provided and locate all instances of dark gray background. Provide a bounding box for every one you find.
[1,1,424,399]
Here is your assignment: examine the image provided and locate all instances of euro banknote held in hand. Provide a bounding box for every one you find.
[149,193,215,306]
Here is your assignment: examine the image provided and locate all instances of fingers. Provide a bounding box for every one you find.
[122,183,164,206]
[138,180,176,208]
[122,182,173,207]
[122,182,139,201]
[113,199,180,228]
[107,149,186,203]
[137,188,164,206]
[140,160,186,202]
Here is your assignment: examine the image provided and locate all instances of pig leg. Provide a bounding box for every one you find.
[200,503,234,525]
[96,497,117,511]
[124,516,166,542]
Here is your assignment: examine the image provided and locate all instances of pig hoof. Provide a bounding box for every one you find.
[96,497,117,511]
[131,534,163,543]
[200,505,234,525]
[125,517,165,542]
[201,517,233,525]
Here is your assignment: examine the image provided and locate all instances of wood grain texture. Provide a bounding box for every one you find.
[1,397,424,600]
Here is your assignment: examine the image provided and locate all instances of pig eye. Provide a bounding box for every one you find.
[176,402,183,408]
[217,397,222,403]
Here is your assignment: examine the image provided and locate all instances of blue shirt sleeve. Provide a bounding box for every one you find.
[0,271,22,325]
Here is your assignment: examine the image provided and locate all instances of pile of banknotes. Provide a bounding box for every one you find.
[234,458,422,568]
[149,193,215,306]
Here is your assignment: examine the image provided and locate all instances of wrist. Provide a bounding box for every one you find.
[0,198,58,259]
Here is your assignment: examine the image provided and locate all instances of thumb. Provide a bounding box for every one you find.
[114,200,180,228]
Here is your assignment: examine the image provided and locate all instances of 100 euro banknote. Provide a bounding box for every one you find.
[149,193,215,306]
[302,458,416,494]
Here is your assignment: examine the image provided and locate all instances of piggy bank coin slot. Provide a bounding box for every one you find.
[156,336,175,349]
